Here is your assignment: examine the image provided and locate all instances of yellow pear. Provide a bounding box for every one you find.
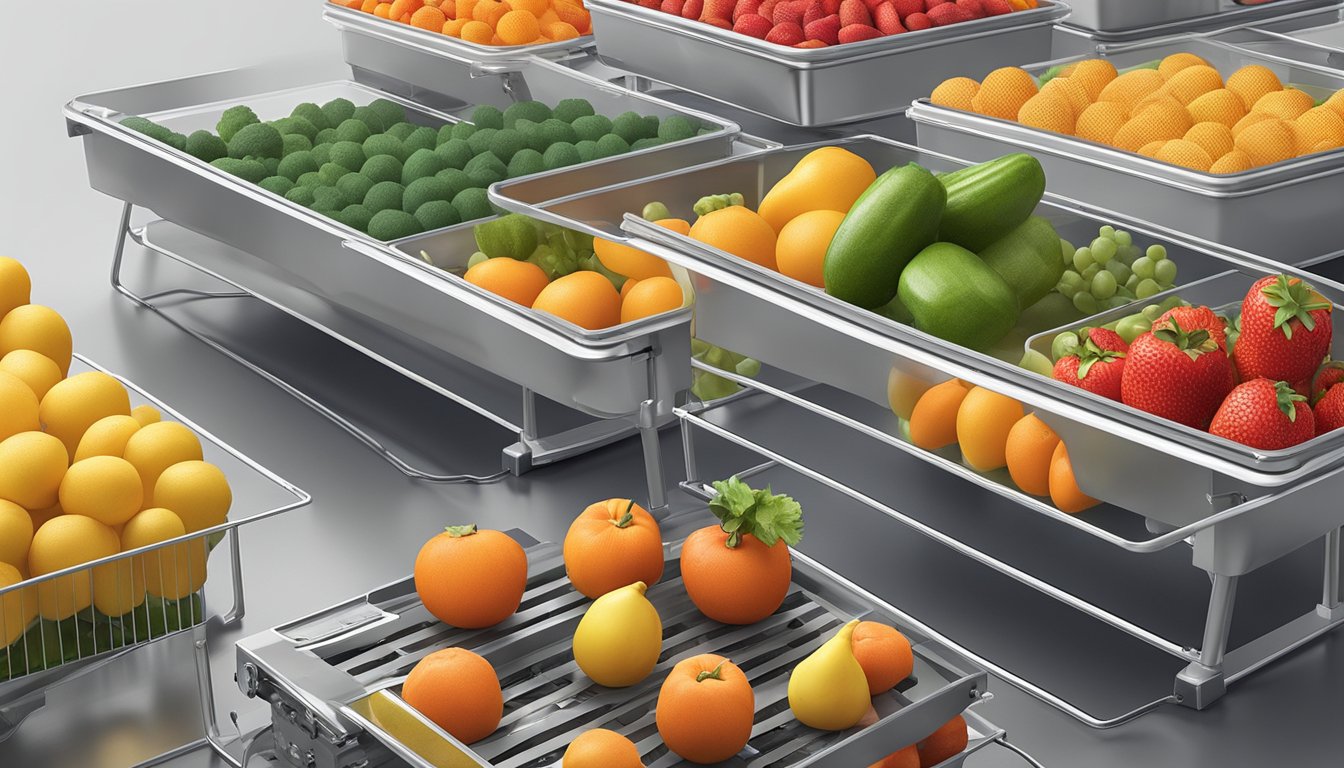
[788,620,871,730]
[573,581,662,688]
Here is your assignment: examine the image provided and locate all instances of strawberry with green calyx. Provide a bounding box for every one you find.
[1052,327,1127,401]
[1121,318,1235,429]
[1153,305,1229,350]
[1210,379,1316,450]
[1312,360,1344,405]
[1234,274,1333,385]
[1315,384,1344,436]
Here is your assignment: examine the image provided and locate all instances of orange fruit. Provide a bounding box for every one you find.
[1162,65,1223,106]
[654,217,691,236]
[0,500,33,570]
[443,17,469,35]
[1312,137,1344,154]
[1111,101,1192,152]
[460,18,494,42]
[775,209,845,288]
[1234,116,1296,166]
[620,276,683,324]
[619,278,638,300]
[1137,140,1167,158]
[869,746,920,768]
[508,0,549,15]
[463,257,550,307]
[1292,106,1344,154]
[472,0,501,20]
[850,621,914,695]
[1158,52,1209,80]
[546,20,580,40]
[1131,91,1184,115]
[409,4,446,29]
[122,421,203,503]
[496,9,539,43]
[1049,442,1099,513]
[1155,139,1213,171]
[402,648,502,744]
[563,498,664,599]
[918,715,970,767]
[955,386,1024,472]
[59,456,144,527]
[1232,110,1276,137]
[1004,414,1061,496]
[970,67,1039,121]
[656,655,755,764]
[1016,92,1075,134]
[1184,122,1235,160]
[681,524,790,625]
[688,206,778,270]
[389,0,423,17]
[414,524,527,628]
[594,239,673,282]
[1226,64,1284,110]
[1063,58,1118,100]
[531,271,622,330]
[1210,149,1255,174]
[553,0,591,32]
[373,3,393,17]
[1325,89,1344,118]
[1253,88,1313,120]
[908,379,971,451]
[1074,101,1129,145]
[1040,77,1092,115]
[73,414,141,462]
[1186,88,1246,127]
[563,729,644,768]
[1096,68,1165,112]
[759,146,876,232]
[360,0,379,11]
[930,77,980,111]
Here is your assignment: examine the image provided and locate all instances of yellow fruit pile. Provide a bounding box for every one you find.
[0,257,232,648]
[931,55,1344,173]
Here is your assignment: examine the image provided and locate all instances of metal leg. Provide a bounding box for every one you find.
[641,353,668,514]
[222,528,245,626]
[1319,528,1344,620]
[195,625,243,768]
[1175,573,1239,709]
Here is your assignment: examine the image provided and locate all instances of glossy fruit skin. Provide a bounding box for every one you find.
[908,379,970,451]
[681,526,790,624]
[463,257,550,307]
[402,648,502,745]
[955,387,1024,472]
[1235,275,1332,384]
[869,745,920,768]
[1154,305,1228,349]
[1210,378,1315,450]
[564,498,664,599]
[531,271,622,330]
[851,620,914,695]
[1312,361,1344,403]
[789,620,871,731]
[758,146,876,233]
[573,582,663,687]
[688,206,779,271]
[563,729,645,768]
[414,526,527,628]
[1049,442,1099,514]
[620,276,684,324]
[918,715,969,767]
[1121,322,1234,429]
[937,153,1046,253]
[1004,414,1060,497]
[1052,328,1127,401]
[656,654,754,764]
[1315,384,1344,436]
[898,242,1019,352]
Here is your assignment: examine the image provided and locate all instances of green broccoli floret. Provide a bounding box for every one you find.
[450,121,478,141]
[291,102,331,131]
[167,133,188,151]
[336,173,375,205]
[405,126,438,155]
[467,128,499,157]
[363,134,409,163]
[553,98,596,124]
[435,168,474,200]
[262,157,281,176]
[402,148,448,185]
[571,114,613,143]
[351,106,385,134]
[339,204,373,233]
[121,116,175,143]
[414,200,462,232]
[259,175,295,196]
[210,157,268,183]
[285,186,316,208]
[335,119,373,144]
[319,162,350,186]
[542,142,581,170]
[315,128,338,145]
[368,209,423,241]
[475,214,540,259]
[470,105,505,130]
[504,101,552,128]
[488,129,527,162]
[272,116,318,142]
[543,119,581,148]
[368,99,408,131]
[363,181,405,214]
[321,98,356,127]
[330,141,367,172]
[576,140,599,163]
[386,122,417,141]
[312,186,350,211]
[436,124,457,146]
[311,143,333,166]
[403,177,452,215]
[452,187,494,223]
[435,138,474,170]
[228,123,284,160]
[216,106,259,143]
[658,115,697,142]
[631,137,666,150]
[282,133,313,156]
[464,152,507,187]
[512,119,547,152]
[185,130,228,162]
[611,111,657,144]
[297,171,324,189]
[361,154,403,184]
[278,151,319,182]
[594,134,630,159]
[507,148,545,178]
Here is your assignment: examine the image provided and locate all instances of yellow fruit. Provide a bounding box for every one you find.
[955,387,1024,472]
[1096,69,1165,112]
[121,507,201,601]
[40,371,132,457]
[59,456,144,527]
[1137,140,1167,158]
[759,147,876,233]
[1232,110,1276,137]
[887,368,936,422]
[970,67,1039,121]
[775,209,845,289]
[688,207,778,271]
[0,431,67,510]
[1063,59,1118,100]
[1111,101,1193,152]
[1184,122,1235,160]
[0,561,38,647]
[1162,65,1223,105]
[1292,106,1344,154]
[1155,139,1214,171]
[1210,150,1255,174]
[74,414,141,462]
[29,503,63,531]
[153,460,232,533]
[1312,137,1344,154]
[0,350,61,402]
[0,499,34,569]
[123,422,204,503]
[0,305,72,375]
[1158,52,1209,80]
[28,514,119,621]
[131,405,162,427]
[92,554,142,618]
[0,369,39,443]
[0,257,32,322]
[1041,77,1092,116]
[1074,101,1129,146]
[788,620,871,731]
[1226,64,1283,110]
[1234,117,1296,166]
[593,238,674,282]
[573,582,662,688]
[1253,88,1314,120]
[1186,88,1246,127]
[930,77,980,111]
[531,271,623,330]
[1016,92,1076,134]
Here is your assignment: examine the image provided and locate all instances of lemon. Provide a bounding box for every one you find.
[0,350,60,404]
[0,499,34,569]
[0,431,68,510]
[73,414,141,462]
[59,456,144,527]
[0,561,37,647]
[153,461,231,533]
[40,371,132,457]
[0,369,39,442]
[28,514,119,621]
[131,405,162,427]
[0,305,72,376]
[122,508,204,600]
[123,422,203,503]
[572,582,662,688]
[28,503,64,531]
[0,258,32,323]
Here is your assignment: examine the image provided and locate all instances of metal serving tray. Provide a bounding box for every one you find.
[1213,5,1344,65]
[235,512,989,768]
[492,136,1344,548]
[584,0,1066,127]
[1062,0,1336,36]
[909,36,1344,265]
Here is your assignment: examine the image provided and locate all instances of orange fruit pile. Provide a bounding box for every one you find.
[931,55,1344,174]
[334,0,589,46]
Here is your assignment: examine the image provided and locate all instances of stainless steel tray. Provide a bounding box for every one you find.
[908,36,1344,264]
[584,0,1066,127]
[1213,4,1344,65]
[1062,0,1336,36]
[235,512,990,768]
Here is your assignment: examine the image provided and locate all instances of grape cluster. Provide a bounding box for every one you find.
[1050,294,1189,362]
[1056,226,1178,316]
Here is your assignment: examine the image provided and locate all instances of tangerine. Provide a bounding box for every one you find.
[414,524,527,628]
[930,77,980,111]
[918,715,969,767]
[970,67,1039,121]
[563,498,665,599]
[908,379,971,451]
[464,257,550,307]
[955,387,1024,472]
[656,655,754,764]
[1049,442,1099,514]
[402,648,503,744]
[851,621,914,695]
[620,276,683,324]
[531,271,622,330]
[681,524,790,625]
[1004,414,1061,496]
[563,729,644,768]
[688,206,778,270]
[776,209,845,288]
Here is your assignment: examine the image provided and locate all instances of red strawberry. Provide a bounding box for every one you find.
[734,12,773,35]
[701,0,735,20]
[838,22,882,41]
[1210,378,1315,450]
[795,38,828,46]
[904,10,931,27]
[757,0,779,17]
[873,1,906,33]
[924,0,950,8]
[661,0,685,13]
[821,0,841,12]
[1312,360,1344,404]
[765,20,805,42]
[638,0,662,8]
[927,1,972,23]
[682,0,704,17]
[839,0,872,26]
[956,0,985,17]
[803,0,828,24]
[860,0,884,8]
[1316,384,1344,435]
[1234,274,1333,385]
[804,13,841,43]
[1154,305,1229,350]
[1121,318,1235,429]
[704,16,732,26]
[890,0,922,17]
[982,0,1013,13]
[1053,328,1128,401]
[733,0,761,19]
[774,0,808,25]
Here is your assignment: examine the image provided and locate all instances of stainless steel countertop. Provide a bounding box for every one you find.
[3,5,1344,767]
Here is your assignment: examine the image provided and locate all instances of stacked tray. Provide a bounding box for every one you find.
[1213,3,1344,64]
[1061,0,1337,37]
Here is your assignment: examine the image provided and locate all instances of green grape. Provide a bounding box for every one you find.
[1132,255,1156,280]
[1051,331,1080,361]
[1058,270,1085,292]
[1020,348,1055,377]
[1154,258,1177,285]
[1091,270,1117,299]
[691,338,711,356]
[1158,294,1186,312]
[1114,230,1132,248]
[1141,304,1164,321]
[1091,237,1118,263]
[1117,314,1152,343]
[1074,292,1101,315]
[466,251,489,269]
[1082,264,1100,281]
[1147,244,1168,261]
[1105,296,1131,310]
[736,357,762,377]
[1136,278,1161,299]
[1099,225,1116,240]
[1125,273,1141,292]
[1060,238,1076,267]
[1072,246,1094,273]
[1106,259,1131,284]
[1077,325,1094,339]
[1115,286,1136,300]
[1056,281,1079,299]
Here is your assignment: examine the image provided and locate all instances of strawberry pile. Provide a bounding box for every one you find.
[1052,274,1339,450]
[618,0,1034,49]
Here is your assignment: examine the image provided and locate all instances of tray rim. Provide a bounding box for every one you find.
[1059,0,1338,37]
[323,1,595,62]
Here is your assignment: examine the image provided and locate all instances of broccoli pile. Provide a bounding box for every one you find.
[118,96,711,241]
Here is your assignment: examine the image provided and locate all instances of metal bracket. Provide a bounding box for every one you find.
[1174,663,1227,711]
